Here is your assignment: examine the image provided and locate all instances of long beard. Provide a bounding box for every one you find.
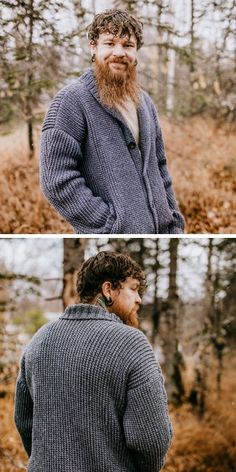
[126,310,140,329]
[112,302,140,329]
[93,57,141,109]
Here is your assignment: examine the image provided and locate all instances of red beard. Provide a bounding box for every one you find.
[93,57,141,109]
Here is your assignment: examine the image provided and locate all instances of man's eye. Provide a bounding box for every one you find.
[105,42,113,46]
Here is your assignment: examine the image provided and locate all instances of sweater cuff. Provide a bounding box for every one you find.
[168,224,184,234]
[168,210,185,234]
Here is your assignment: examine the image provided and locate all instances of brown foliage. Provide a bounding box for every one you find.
[0,118,235,234]
[163,116,236,234]
[0,126,72,234]
[0,391,27,472]
[163,354,236,472]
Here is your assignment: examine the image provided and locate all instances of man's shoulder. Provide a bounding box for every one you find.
[23,320,59,354]
[42,73,91,133]
[107,322,152,354]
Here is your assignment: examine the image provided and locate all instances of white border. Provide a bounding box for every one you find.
[0,233,235,239]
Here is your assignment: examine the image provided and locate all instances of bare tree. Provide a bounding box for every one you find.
[62,239,86,309]
[161,239,185,405]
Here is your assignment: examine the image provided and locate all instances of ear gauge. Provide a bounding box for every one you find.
[104,296,113,307]
[91,53,96,62]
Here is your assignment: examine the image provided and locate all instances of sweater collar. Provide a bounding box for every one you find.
[80,67,152,169]
[60,303,123,324]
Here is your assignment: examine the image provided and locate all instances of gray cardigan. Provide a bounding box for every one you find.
[14,304,172,472]
[40,67,184,234]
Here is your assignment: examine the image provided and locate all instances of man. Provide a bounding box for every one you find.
[15,251,172,472]
[40,9,185,234]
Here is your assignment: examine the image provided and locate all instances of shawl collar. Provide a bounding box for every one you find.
[81,67,152,169]
[60,303,123,324]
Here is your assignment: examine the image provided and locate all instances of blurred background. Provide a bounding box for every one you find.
[0,236,235,471]
[0,0,235,234]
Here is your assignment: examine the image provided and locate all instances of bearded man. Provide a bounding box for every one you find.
[14,251,172,472]
[40,9,185,234]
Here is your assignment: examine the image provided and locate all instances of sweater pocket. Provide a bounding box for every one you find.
[104,202,123,234]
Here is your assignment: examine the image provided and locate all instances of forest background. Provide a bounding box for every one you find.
[0,236,236,471]
[0,0,236,234]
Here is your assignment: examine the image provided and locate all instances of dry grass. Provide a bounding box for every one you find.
[0,393,27,472]
[0,125,72,234]
[1,352,236,472]
[163,353,236,472]
[163,116,236,234]
[0,117,235,234]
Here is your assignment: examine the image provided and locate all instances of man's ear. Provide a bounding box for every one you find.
[101,281,113,299]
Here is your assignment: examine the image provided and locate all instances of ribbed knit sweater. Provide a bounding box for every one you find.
[40,67,185,234]
[14,304,172,472]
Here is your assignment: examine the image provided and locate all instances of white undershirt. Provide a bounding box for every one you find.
[115,97,140,146]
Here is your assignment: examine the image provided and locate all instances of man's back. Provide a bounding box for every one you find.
[15,304,172,472]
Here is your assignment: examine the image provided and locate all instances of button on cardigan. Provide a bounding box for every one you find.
[14,304,172,472]
[40,67,185,234]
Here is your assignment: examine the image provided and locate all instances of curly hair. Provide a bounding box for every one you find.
[87,9,143,50]
[76,251,146,303]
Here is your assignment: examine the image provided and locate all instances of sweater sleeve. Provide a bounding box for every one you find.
[123,332,173,472]
[149,101,185,234]
[14,355,33,457]
[40,127,117,234]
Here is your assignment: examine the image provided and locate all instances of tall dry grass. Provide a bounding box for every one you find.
[163,117,236,234]
[1,352,236,472]
[0,117,235,233]
[0,125,72,234]
[163,353,236,472]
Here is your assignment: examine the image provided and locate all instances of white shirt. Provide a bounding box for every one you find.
[115,97,140,145]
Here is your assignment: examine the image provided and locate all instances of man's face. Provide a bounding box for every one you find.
[107,277,141,328]
[90,30,141,108]
[91,31,138,75]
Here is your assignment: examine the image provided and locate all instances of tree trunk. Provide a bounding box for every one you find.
[27,0,34,159]
[156,2,166,107]
[162,238,185,406]
[151,239,160,345]
[189,239,213,417]
[28,119,34,158]
[166,0,176,115]
[62,239,86,309]
[91,0,97,14]
[190,0,195,74]
[166,47,176,115]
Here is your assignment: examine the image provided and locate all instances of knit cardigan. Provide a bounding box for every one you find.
[40,67,185,234]
[14,304,172,472]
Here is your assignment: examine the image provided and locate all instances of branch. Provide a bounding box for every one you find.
[42,277,61,281]
[0,272,40,284]
[45,296,61,301]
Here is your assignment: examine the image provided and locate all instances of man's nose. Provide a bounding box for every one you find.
[112,44,125,57]
[136,293,142,305]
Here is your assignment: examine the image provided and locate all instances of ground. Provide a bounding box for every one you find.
[0,116,235,234]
